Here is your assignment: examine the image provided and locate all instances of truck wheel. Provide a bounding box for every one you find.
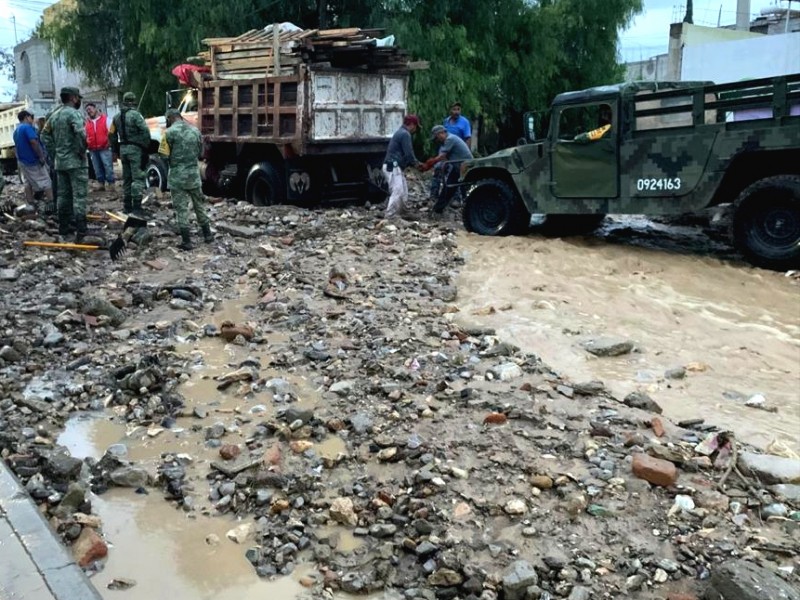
[541,214,606,236]
[145,156,168,192]
[245,162,285,206]
[732,175,800,270]
[462,178,530,236]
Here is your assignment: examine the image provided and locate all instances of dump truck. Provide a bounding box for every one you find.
[460,74,800,270]
[173,25,416,204]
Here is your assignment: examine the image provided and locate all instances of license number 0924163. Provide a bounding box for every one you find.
[636,177,681,192]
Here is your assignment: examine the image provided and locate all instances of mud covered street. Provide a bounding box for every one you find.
[0,179,799,600]
[458,216,800,453]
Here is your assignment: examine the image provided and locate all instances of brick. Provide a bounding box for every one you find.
[72,526,108,567]
[651,416,666,438]
[632,453,678,487]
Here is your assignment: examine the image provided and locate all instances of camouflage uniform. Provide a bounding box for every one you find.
[109,92,150,213]
[158,112,212,250]
[40,88,88,238]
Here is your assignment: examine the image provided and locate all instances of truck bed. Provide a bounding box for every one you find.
[198,66,408,153]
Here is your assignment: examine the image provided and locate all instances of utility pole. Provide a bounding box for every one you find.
[11,15,18,43]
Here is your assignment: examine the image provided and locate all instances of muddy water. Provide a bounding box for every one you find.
[56,286,330,599]
[456,226,800,451]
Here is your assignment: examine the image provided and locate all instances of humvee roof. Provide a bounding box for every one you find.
[553,80,715,106]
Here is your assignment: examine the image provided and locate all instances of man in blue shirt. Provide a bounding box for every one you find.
[13,110,54,208]
[382,114,422,220]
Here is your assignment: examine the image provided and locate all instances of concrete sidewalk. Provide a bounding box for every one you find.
[0,460,103,600]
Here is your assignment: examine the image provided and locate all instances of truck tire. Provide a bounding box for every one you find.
[245,161,285,206]
[541,214,606,236]
[462,178,530,236]
[732,175,800,270]
[145,155,168,192]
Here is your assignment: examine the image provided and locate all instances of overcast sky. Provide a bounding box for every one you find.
[0,0,792,100]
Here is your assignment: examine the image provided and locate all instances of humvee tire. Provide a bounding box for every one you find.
[541,214,606,236]
[462,178,530,236]
[732,175,800,271]
[146,155,169,192]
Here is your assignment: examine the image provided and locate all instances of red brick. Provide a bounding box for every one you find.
[219,444,241,461]
[483,412,507,425]
[651,416,666,438]
[72,526,108,566]
[632,453,678,487]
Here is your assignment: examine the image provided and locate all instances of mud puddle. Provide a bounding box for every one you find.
[457,223,800,451]
[54,287,374,599]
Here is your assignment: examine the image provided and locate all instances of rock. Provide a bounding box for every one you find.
[738,452,800,484]
[504,499,527,515]
[651,416,666,437]
[705,559,800,600]
[330,497,358,526]
[502,560,538,600]
[226,523,253,544]
[219,444,241,461]
[289,440,313,454]
[330,380,355,396]
[623,391,663,414]
[665,367,687,380]
[81,296,126,327]
[350,413,373,434]
[582,337,634,357]
[632,453,678,487]
[415,541,439,557]
[0,345,22,362]
[489,362,523,381]
[205,423,226,440]
[0,268,19,281]
[216,222,260,238]
[369,523,397,538]
[761,503,789,519]
[341,572,366,594]
[107,578,137,591]
[42,451,83,481]
[428,568,463,587]
[483,412,508,425]
[72,527,108,567]
[768,484,800,503]
[694,490,730,512]
[110,466,150,488]
[568,587,591,600]
[219,322,255,342]
[43,332,65,347]
[530,475,554,489]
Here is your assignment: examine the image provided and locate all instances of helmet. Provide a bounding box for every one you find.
[122,92,137,105]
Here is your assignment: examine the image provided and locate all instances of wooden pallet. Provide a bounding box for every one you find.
[199,24,422,79]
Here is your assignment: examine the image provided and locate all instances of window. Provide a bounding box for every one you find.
[557,103,611,141]
[20,51,31,84]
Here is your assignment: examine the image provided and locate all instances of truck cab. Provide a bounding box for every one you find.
[461,75,800,270]
[144,89,199,191]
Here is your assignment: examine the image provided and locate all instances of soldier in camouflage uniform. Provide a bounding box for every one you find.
[40,87,89,240]
[109,92,150,214]
[158,109,213,250]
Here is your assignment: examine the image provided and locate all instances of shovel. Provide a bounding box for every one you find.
[109,213,149,260]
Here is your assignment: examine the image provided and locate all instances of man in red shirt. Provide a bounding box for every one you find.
[85,103,115,190]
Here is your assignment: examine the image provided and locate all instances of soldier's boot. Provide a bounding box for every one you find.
[58,210,73,237]
[74,215,88,244]
[201,224,214,243]
[123,200,133,214]
[132,198,143,217]
[178,228,193,251]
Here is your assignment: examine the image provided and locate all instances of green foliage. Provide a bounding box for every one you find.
[40,0,643,148]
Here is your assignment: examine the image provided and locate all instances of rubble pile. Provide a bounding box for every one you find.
[0,176,797,599]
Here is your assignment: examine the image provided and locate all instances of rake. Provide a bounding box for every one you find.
[109,213,149,260]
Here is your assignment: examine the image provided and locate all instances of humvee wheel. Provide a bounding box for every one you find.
[462,178,530,236]
[732,175,800,270]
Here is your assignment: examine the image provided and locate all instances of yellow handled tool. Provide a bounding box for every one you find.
[23,241,100,250]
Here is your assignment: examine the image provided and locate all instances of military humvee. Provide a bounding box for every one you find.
[460,74,800,270]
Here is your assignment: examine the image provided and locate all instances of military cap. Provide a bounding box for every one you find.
[165,108,181,119]
[430,124,446,140]
[60,86,82,98]
[122,92,137,104]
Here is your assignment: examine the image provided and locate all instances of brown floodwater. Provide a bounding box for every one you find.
[456,223,800,452]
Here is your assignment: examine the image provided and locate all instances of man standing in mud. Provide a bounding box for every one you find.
[382,114,423,220]
[40,87,88,241]
[158,109,213,250]
[109,92,150,214]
